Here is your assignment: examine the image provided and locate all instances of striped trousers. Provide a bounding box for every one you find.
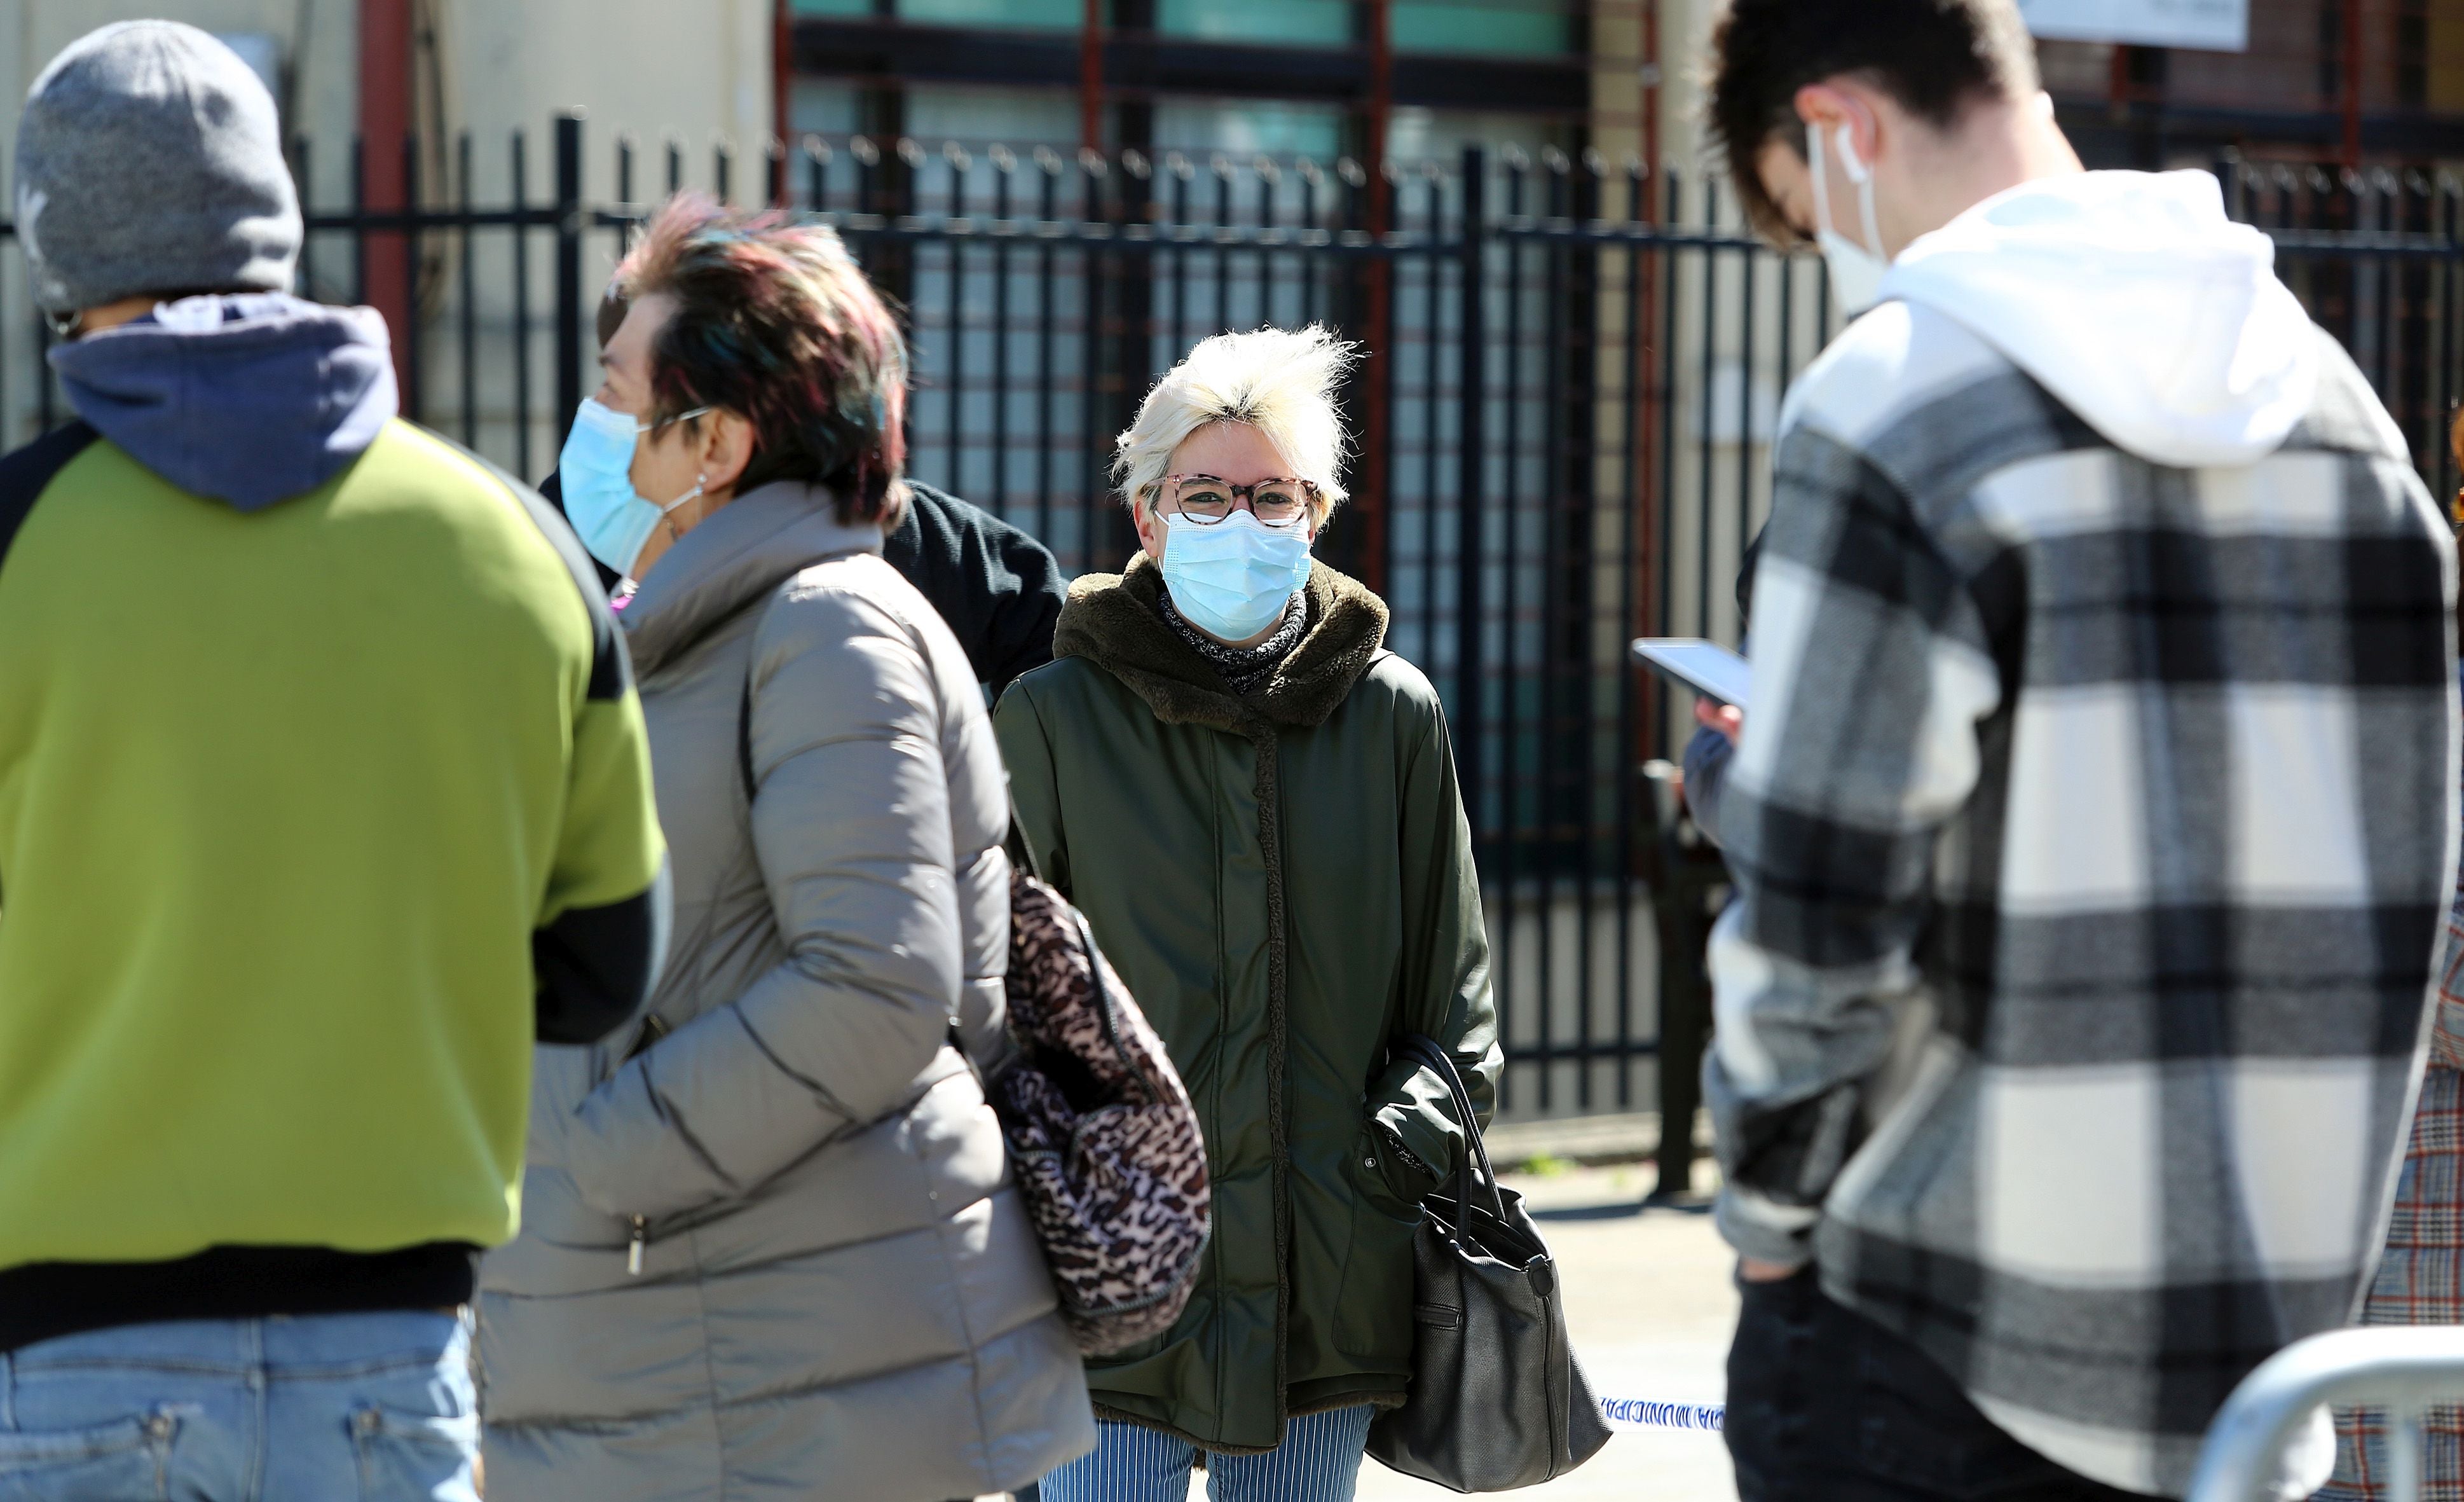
[1037,1407,1374,1502]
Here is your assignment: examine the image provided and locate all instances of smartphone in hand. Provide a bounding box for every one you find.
[1631,638,1749,710]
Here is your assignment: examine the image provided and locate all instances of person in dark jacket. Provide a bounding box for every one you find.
[549,286,1065,696]
[0,24,666,1501]
[996,325,1499,1502]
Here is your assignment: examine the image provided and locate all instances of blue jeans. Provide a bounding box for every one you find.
[0,1311,476,1502]
[1039,1407,1372,1502]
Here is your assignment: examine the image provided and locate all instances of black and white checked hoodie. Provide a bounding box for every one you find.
[1708,170,2460,1497]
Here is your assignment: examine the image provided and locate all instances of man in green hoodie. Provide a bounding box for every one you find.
[0,22,666,1501]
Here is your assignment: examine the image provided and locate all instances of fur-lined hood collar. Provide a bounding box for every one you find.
[1052,553,1388,733]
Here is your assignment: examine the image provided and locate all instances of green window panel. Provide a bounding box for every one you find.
[900,0,1085,27]
[1391,0,1573,55]
[1153,99,1345,158]
[1156,0,1348,45]
[794,0,1082,24]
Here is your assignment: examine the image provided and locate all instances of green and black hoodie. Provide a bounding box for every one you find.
[0,294,666,1350]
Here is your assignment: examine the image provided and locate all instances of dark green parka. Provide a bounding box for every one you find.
[992,555,1500,1454]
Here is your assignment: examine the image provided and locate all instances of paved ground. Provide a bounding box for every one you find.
[1354,1161,1740,1502]
[1069,1160,1742,1502]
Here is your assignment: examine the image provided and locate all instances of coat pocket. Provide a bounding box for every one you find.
[1333,1126,1425,1358]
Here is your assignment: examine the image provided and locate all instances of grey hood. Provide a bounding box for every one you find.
[1877,170,2318,468]
[48,291,397,510]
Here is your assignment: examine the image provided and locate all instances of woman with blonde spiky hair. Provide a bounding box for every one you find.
[995,325,1500,1501]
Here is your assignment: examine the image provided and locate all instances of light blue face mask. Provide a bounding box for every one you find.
[557,397,712,577]
[1160,509,1313,641]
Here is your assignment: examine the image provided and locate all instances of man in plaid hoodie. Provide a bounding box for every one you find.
[1701,2,2460,1498]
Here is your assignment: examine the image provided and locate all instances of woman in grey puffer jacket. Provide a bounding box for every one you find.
[477,196,1093,1501]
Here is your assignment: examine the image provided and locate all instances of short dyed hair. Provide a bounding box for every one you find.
[1113,325,1358,527]
[1706,0,2039,245]
[614,193,909,525]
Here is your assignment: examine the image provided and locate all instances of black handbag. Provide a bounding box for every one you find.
[1365,1035,1615,1492]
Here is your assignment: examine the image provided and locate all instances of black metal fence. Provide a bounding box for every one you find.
[1,118,2456,1118]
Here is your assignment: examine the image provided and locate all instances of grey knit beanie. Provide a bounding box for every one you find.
[14,21,301,316]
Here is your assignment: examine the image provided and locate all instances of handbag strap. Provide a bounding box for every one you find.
[1398,1034,1506,1226]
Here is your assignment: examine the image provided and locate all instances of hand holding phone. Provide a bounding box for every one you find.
[1632,638,1751,710]
[1695,698,1743,745]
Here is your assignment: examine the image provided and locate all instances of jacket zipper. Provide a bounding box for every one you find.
[627,1215,647,1275]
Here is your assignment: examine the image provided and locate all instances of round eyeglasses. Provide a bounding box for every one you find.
[1151,474,1318,528]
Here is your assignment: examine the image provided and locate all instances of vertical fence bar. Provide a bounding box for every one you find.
[1776,247,1796,483]
[1617,162,1647,1106]
[991,146,1014,518]
[1656,168,1681,748]
[554,113,584,446]
[1299,160,1320,328]
[1696,180,1720,642]
[1215,157,1235,336]
[1498,153,1526,1105]
[1036,149,1059,545]
[34,313,51,435]
[403,134,423,426]
[2434,174,2454,503]
[1456,144,1488,937]
[1572,153,1601,1110]
[1540,151,1570,1106]
[352,137,369,307]
[1079,151,1107,573]
[945,146,969,496]
[1734,243,1757,631]
[458,132,477,448]
[1374,163,1402,598]
[511,130,533,480]
[1421,168,1444,678]
[0,189,12,440]
[1170,158,1192,361]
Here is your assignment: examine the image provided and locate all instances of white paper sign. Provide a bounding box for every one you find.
[2015,0,2248,51]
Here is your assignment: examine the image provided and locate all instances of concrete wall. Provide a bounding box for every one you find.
[439,0,772,205]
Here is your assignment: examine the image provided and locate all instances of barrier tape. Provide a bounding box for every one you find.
[1598,1396,1726,1433]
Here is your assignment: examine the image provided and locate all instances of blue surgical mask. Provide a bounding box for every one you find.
[557,397,711,577]
[1160,509,1313,641]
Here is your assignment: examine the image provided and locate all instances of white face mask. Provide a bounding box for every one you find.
[1807,123,1888,315]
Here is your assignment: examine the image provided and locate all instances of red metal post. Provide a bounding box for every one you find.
[2342,0,2365,168]
[359,0,414,391]
[1080,0,1105,151]
[1357,0,1393,596]
[774,0,794,203]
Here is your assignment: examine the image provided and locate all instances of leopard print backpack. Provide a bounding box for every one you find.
[992,868,1210,1354]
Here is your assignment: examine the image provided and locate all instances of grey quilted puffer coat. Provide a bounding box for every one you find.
[477,481,1095,1501]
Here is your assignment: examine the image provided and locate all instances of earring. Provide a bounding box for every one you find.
[664,475,711,544]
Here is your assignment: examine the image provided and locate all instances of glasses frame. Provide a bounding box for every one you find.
[1147,472,1321,530]
[638,404,713,436]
